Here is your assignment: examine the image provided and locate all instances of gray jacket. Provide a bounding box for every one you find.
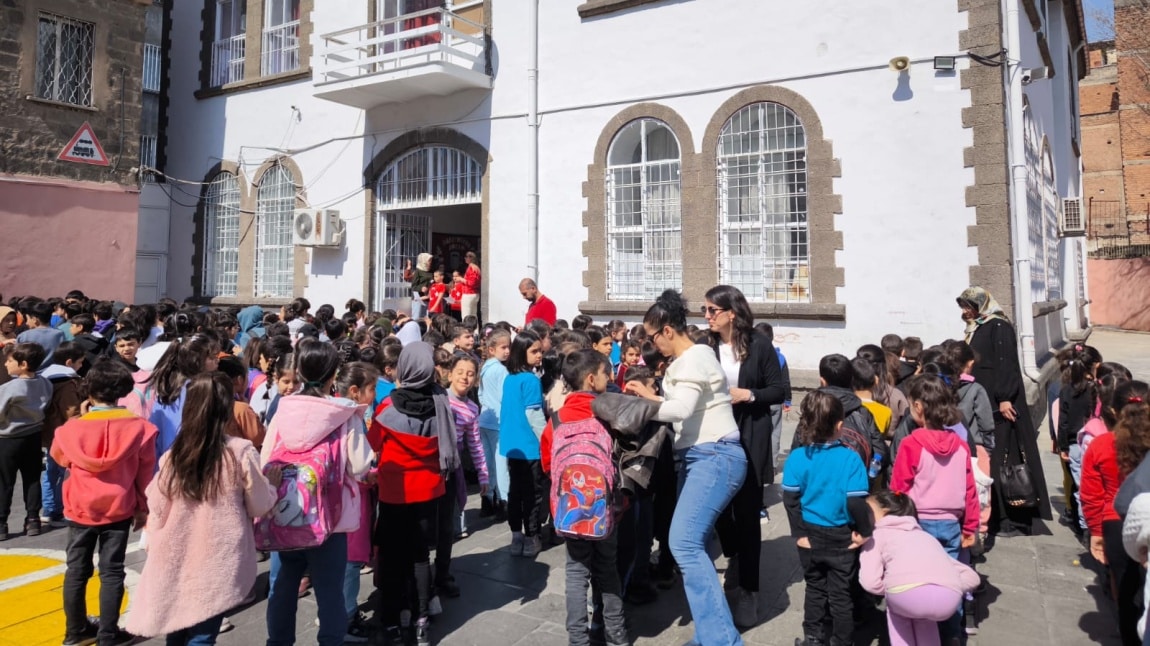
[0,376,53,438]
[957,380,995,449]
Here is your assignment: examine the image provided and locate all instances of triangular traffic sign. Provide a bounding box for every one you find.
[58,122,109,166]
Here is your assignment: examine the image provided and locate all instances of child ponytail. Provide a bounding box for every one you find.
[869,489,919,520]
[1057,343,1102,400]
[905,374,961,430]
[1114,380,1150,476]
[797,390,845,446]
[334,361,380,398]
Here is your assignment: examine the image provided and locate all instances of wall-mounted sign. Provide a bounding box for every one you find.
[58,122,109,166]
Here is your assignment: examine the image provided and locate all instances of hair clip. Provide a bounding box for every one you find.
[1131,396,1145,404]
[1075,344,1083,352]
[892,489,903,496]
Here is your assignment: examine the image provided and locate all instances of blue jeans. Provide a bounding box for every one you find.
[480,426,508,503]
[41,452,65,519]
[344,561,363,619]
[919,518,963,641]
[266,533,348,646]
[166,612,225,645]
[1068,444,1087,531]
[411,292,426,319]
[670,441,747,646]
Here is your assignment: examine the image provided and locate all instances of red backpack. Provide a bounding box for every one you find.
[549,412,617,540]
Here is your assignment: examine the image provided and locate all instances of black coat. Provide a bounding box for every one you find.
[715,331,788,487]
[969,318,1053,521]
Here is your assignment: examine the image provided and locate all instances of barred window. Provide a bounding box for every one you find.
[262,0,300,76]
[605,119,682,300]
[255,164,296,298]
[717,102,810,303]
[35,13,93,107]
[202,173,241,297]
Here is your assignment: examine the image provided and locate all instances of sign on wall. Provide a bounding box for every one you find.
[58,122,109,166]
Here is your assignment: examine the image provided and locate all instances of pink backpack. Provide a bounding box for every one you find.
[549,412,617,540]
[254,426,346,551]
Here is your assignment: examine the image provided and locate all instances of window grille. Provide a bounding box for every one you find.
[140,135,158,177]
[143,44,161,93]
[202,173,241,297]
[716,103,810,303]
[35,13,93,106]
[262,0,300,76]
[1023,105,1048,303]
[1041,148,1062,300]
[605,119,682,300]
[255,164,296,298]
[375,212,432,307]
[376,146,482,209]
[211,35,246,86]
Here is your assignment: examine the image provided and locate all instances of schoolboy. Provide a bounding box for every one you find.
[112,329,142,373]
[39,342,85,527]
[428,270,447,315]
[71,314,109,370]
[449,272,465,322]
[18,301,66,364]
[51,359,157,646]
[851,357,893,437]
[0,343,54,539]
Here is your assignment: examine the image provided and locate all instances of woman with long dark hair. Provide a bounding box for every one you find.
[702,285,787,628]
[956,287,1051,539]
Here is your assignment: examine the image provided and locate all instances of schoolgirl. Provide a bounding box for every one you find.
[145,333,220,457]
[1056,343,1102,530]
[478,329,511,519]
[440,354,488,593]
[500,330,547,557]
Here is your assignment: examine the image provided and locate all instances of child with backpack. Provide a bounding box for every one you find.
[500,330,547,558]
[859,490,980,646]
[545,349,630,646]
[259,339,373,646]
[0,342,54,539]
[1056,344,1102,531]
[50,359,157,645]
[126,372,280,644]
[794,354,885,480]
[39,341,84,528]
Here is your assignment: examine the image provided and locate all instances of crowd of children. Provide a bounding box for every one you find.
[0,285,1147,646]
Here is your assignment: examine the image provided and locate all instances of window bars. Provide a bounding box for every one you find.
[35,13,93,106]
[202,173,241,298]
[262,20,300,76]
[255,165,296,298]
[1041,151,1062,301]
[605,119,682,300]
[376,211,432,305]
[376,146,482,209]
[139,135,158,178]
[143,44,161,93]
[716,102,810,303]
[211,34,246,86]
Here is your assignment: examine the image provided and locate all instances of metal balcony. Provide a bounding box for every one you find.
[314,7,490,109]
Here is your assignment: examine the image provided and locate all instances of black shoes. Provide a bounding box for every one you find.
[25,517,42,537]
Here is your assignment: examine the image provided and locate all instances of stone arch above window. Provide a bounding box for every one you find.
[581,103,697,316]
[191,160,251,302]
[702,86,844,320]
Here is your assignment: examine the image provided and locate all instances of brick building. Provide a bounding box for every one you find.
[1080,0,1150,331]
[0,0,152,302]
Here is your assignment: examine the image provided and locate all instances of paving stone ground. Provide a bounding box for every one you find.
[3,328,1140,645]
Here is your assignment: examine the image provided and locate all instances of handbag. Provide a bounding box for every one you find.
[999,433,1039,508]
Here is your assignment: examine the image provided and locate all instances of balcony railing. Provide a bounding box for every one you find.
[210,34,246,86]
[143,43,161,93]
[262,20,300,76]
[317,7,487,86]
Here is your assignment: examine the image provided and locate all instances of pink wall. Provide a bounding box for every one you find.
[1087,257,1150,332]
[0,176,139,302]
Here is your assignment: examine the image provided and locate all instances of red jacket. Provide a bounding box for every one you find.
[50,408,157,525]
[525,294,557,327]
[428,283,447,314]
[461,265,481,295]
[369,398,445,504]
[449,284,464,312]
[1080,431,1123,535]
[541,391,597,475]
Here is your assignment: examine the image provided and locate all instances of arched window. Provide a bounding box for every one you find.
[717,102,809,303]
[376,145,482,209]
[255,162,296,298]
[605,118,682,300]
[202,172,241,297]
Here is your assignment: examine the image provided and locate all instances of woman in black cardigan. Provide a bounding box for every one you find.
[704,284,787,628]
[957,287,1052,540]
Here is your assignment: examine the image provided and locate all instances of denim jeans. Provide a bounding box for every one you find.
[670,440,746,646]
[1068,444,1087,531]
[565,535,627,646]
[41,451,65,519]
[266,533,348,646]
[166,612,225,645]
[480,426,508,503]
[411,292,426,319]
[919,518,963,641]
[344,561,362,619]
[63,519,131,644]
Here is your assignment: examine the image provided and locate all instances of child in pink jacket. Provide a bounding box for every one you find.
[860,491,980,646]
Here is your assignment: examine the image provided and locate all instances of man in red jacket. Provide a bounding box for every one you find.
[520,278,557,327]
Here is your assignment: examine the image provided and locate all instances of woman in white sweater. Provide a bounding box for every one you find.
[626,290,747,646]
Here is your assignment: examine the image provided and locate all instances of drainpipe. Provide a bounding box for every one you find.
[1004,0,1042,384]
[526,0,540,282]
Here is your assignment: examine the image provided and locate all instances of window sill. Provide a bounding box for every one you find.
[25,95,97,112]
[190,296,295,309]
[1032,299,1067,317]
[195,70,311,100]
[577,0,672,18]
[579,300,846,321]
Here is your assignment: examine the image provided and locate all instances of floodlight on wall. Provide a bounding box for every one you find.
[889,56,911,72]
[933,56,957,71]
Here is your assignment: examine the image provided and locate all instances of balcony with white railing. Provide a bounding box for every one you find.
[314,7,490,109]
[210,34,246,87]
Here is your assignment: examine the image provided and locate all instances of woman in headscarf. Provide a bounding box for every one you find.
[957,287,1052,541]
[405,253,435,320]
[368,342,458,646]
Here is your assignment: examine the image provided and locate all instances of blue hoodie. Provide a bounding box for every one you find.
[235,305,266,350]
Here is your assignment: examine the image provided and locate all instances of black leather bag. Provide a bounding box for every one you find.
[999,435,1039,508]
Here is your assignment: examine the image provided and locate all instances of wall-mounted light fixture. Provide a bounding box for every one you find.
[889,56,911,72]
[933,56,957,71]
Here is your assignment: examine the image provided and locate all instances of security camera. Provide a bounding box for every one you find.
[1021,70,1033,85]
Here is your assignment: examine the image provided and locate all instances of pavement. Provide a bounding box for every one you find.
[2,328,1141,646]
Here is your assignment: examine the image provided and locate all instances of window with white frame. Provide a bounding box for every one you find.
[262,0,300,76]
[35,13,93,106]
[1023,102,1047,304]
[211,0,247,86]
[255,163,296,298]
[202,172,241,297]
[605,119,682,300]
[1041,147,1062,301]
[376,145,482,209]
[717,102,810,303]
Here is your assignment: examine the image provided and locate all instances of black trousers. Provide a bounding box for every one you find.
[375,500,434,627]
[0,433,43,526]
[1103,519,1145,646]
[434,470,459,585]
[506,458,544,536]
[63,519,131,643]
[716,469,764,592]
[798,525,856,646]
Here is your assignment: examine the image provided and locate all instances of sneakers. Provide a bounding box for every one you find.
[759,507,770,522]
[218,617,234,634]
[415,617,432,646]
[510,531,525,556]
[963,596,978,635]
[731,587,758,628]
[25,518,42,537]
[522,534,542,558]
[61,619,98,646]
[40,514,68,528]
[0,525,8,542]
[344,611,370,643]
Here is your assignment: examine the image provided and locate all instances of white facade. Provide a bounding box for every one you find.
[162,0,1088,377]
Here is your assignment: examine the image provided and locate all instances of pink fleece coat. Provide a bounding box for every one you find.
[859,515,980,596]
[125,437,276,637]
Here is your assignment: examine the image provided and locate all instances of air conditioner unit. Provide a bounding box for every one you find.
[1060,198,1085,237]
[293,209,344,247]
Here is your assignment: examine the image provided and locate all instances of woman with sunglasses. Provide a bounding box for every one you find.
[625,289,747,646]
[702,285,787,628]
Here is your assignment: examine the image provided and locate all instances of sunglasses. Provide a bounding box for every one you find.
[700,306,728,317]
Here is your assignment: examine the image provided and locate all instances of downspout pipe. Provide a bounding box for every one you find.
[526,0,540,282]
[1004,0,1042,385]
